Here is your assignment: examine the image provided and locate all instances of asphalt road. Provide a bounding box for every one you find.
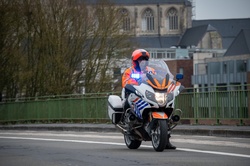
[0,130,250,166]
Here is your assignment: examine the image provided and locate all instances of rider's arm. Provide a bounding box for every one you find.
[122,68,138,88]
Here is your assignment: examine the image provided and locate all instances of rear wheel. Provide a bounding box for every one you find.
[151,120,168,152]
[124,134,141,149]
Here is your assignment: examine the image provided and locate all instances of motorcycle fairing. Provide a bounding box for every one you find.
[151,112,168,119]
[146,73,171,90]
[133,98,150,119]
[132,83,159,108]
[124,84,137,95]
[128,93,152,119]
[167,81,181,93]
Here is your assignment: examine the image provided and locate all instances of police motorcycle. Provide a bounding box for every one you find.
[108,60,184,152]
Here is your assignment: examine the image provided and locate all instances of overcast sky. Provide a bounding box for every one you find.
[195,0,250,20]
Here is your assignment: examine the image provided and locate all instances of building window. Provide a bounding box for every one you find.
[223,63,227,74]
[167,52,175,58]
[142,8,154,32]
[120,8,130,31]
[167,8,178,30]
[237,60,247,72]
[179,68,184,74]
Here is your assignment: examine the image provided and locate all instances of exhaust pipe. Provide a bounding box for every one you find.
[115,124,127,134]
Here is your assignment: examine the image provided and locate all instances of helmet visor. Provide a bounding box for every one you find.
[137,56,149,61]
[139,60,148,72]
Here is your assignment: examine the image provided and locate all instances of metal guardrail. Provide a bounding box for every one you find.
[0,85,249,125]
[175,86,249,125]
[0,93,111,123]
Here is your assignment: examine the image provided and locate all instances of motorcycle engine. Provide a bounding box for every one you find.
[124,109,140,130]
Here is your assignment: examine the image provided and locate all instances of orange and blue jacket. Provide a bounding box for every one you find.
[122,66,155,88]
[122,66,139,88]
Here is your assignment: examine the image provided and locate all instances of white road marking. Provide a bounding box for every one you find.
[0,132,123,139]
[176,148,250,158]
[172,138,250,148]
[1,132,249,148]
[0,136,250,159]
[0,136,125,146]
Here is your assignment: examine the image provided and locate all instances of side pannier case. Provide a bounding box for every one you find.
[108,95,123,124]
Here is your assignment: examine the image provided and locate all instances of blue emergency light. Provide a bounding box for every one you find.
[131,73,140,79]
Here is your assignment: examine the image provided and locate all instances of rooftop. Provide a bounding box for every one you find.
[193,18,250,49]
[133,36,180,48]
[178,24,217,48]
[224,29,250,56]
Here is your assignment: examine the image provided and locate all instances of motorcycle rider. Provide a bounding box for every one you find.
[122,49,151,88]
[121,49,176,149]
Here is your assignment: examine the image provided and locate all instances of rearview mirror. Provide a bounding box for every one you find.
[176,73,183,80]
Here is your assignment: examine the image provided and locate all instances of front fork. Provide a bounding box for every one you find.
[146,108,182,135]
[146,112,168,135]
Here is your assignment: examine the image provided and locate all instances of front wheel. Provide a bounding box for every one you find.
[124,134,141,149]
[151,120,168,152]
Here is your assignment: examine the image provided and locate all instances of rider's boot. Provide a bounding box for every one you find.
[165,134,176,149]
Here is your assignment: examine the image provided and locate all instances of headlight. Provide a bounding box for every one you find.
[155,92,167,106]
[145,90,157,103]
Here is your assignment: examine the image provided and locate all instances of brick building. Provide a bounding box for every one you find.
[165,59,193,88]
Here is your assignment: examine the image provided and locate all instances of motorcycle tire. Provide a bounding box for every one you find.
[124,134,141,149]
[151,120,168,152]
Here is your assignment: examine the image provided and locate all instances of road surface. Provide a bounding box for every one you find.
[0,130,249,166]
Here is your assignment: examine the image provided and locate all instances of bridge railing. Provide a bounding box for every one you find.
[175,85,249,125]
[0,85,249,125]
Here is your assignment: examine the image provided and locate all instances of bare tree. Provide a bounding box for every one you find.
[0,0,25,98]
[82,0,132,93]
[0,0,133,99]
